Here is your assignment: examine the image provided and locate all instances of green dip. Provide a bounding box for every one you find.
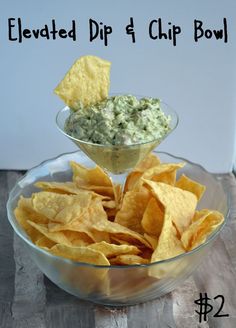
[64,95,171,146]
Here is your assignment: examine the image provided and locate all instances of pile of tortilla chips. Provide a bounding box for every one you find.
[14,153,224,267]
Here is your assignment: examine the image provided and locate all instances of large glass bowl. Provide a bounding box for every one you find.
[56,101,178,174]
[7,151,229,306]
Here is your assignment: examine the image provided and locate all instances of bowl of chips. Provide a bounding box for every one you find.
[7,151,229,306]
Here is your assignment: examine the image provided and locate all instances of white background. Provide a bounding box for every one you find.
[1,0,236,173]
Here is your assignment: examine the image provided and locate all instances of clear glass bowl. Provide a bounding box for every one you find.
[56,101,178,174]
[7,151,229,306]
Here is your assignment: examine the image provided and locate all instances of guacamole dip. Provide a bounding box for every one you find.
[64,95,171,146]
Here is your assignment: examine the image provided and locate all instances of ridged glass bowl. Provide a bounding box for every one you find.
[7,151,229,306]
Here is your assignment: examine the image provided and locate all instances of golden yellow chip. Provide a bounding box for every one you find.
[51,220,110,244]
[35,236,56,249]
[80,185,114,198]
[101,198,119,219]
[181,209,224,250]
[143,233,158,250]
[141,197,164,236]
[48,200,110,243]
[49,244,110,266]
[35,181,84,195]
[123,153,161,192]
[175,174,206,201]
[110,254,149,265]
[192,209,210,222]
[115,186,151,233]
[14,206,43,242]
[124,162,184,192]
[63,231,93,246]
[135,153,161,172]
[71,161,112,187]
[14,196,50,242]
[142,162,185,186]
[123,171,142,193]
[102,199,116,209]
[151,210,185,263]
[35,181,76,194]
[31,191,92,222]
[143,180,197,235]
[71,161,121,201]
[17,196,49,224]
[54,55,111,109]
[88,241,140,258]
[92,220,152,248]
[28,220,72,246]
[110,236,133,245]
[54,194,106,224]
[113,183,123,208]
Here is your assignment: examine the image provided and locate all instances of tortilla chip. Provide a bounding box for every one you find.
[49,220,110,243]
[92,220,152,248]
[102,200,116,209]
[143,180,197,235]
[35,181,81,195]
[123,171,142,193]
[115,186,151,233]
[28,221,72,246]
[54,55,111,109]
[141,197,164,236]
[110,236,133,246]
[124,153,161,192]
[31,191,92,222]
[49,244,110,266]
[151,211,185,263]
[80,185,114,198]
[88,241,140,258]
[192,209,210,222]
[17,196,49,224]
[110,254,149,265]
[35,236,56,249]
[142,162,185,186]
[181,209,224,250]
[48,200,110,243]
[102,199,119,220]
[70,161,123,203]
[144,233,158,250]
[135,153,161,171]
[113,183,123,208]
[71,161,112,187]
[124,162,184,192]
[175,174,206,200]
[63,231,93,246]
[14,206,43,242]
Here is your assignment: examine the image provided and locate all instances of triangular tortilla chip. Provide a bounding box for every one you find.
[175,174,206,200]
[143,180,197,235]
[181,209,224,250]
[54,55,111,109]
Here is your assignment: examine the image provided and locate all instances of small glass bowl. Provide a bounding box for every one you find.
[6,151,229,306]
[56,100,178,174]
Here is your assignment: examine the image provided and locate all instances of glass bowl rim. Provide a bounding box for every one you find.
[7,150,230,269]
[55,97,179,148]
